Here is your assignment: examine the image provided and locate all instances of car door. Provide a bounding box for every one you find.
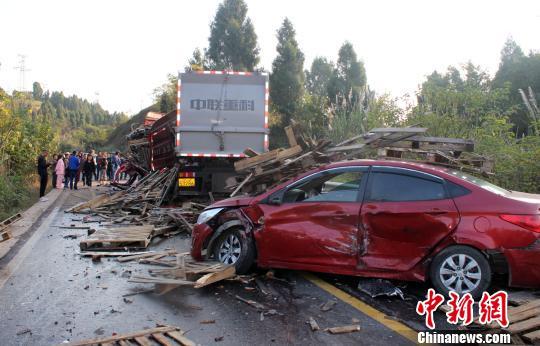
[359,166,460,272]
[256,166,368,270]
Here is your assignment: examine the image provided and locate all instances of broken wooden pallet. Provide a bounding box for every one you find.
[478,293,540,344]
[129,254,236,294]
[0,213,21,243]
[62,325,195,346]
[79,225,154,251]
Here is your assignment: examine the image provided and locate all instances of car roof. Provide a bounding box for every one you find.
[321,159,450,175]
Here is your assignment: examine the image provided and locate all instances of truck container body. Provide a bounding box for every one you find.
[146,71,269,196]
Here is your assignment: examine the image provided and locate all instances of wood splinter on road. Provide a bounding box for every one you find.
[307,317,320,331]
[325,324,361,334]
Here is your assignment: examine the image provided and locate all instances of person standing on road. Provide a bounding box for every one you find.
[75,151,84,187]
[83,154,95,187]
[55,154,65,189]
[111,151,121,181]
[98,153,108,186]
[37,150,50,202]
[51,154,58,189]
[68,150,80,190]
[91,150,98,180]
[63,152,70,189]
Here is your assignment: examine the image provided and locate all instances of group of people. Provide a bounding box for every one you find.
[37,149,123,202]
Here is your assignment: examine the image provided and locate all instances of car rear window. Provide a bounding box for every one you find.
[446,169,509,196]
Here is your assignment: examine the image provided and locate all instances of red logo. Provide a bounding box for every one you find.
[417,289,509,329]
[446,291,474,326]
[478,291,509,328]
[416,288,445,329]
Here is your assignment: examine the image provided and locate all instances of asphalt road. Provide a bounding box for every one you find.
[0,187,419,346]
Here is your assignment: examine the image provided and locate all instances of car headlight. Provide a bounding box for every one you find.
[196,208,224,225]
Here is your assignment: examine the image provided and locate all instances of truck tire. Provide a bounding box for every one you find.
[430,245,491,299]
[212,227,255,274]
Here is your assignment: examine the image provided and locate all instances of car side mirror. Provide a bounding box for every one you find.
[268,195,282,206]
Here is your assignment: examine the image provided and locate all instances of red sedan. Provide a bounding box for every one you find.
[191,160,540,297]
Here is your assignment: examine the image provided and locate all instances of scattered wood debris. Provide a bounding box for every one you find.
[68,167,180,215]
[229,124,491,196]
[0,213,21,242]
[320,299,337,312]
[476,295,540,343]
[80,225,154,251]
[325,324,361,334]
[128,254,235,294]
[63,325,195,346]
[307,317,320,331]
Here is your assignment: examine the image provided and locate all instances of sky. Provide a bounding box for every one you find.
[0,0,539,115]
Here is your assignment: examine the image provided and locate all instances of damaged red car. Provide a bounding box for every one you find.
[191,160,540,298]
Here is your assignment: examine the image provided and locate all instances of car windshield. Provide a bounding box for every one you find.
[446,169,510,195]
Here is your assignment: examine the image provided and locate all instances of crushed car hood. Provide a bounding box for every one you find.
[209,195,255,208]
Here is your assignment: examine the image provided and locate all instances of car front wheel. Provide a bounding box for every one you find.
[212,227,255,274]
[430,245,491,299]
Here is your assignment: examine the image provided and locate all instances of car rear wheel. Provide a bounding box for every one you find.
[430,246,491,299]
[212,228,255,274]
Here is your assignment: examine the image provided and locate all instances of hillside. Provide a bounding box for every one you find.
[105,104,160,151]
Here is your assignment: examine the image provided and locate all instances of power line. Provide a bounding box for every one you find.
[13,54,31,91]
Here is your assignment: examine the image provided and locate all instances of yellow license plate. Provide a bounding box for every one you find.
[178,178,196,187]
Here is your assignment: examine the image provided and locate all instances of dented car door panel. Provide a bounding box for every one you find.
[358,167,460,272]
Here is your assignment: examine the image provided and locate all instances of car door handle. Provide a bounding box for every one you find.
[426,208,448,215]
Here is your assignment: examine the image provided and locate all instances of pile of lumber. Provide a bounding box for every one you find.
[129,252,236,294]
[476,294,540,344]
[68,167,179,216]
[230,125,492,196]
[0,213,21,242]
[64,325,195,346]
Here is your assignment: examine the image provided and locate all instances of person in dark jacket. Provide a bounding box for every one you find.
[37,150,50,201]
[67,150,80,190]
[82,154,95,187]
[51,155,58,189]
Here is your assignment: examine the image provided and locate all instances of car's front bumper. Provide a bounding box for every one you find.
[190,223,214,261]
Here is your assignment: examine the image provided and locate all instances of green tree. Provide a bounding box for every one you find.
[32,82,43,100]
[327,42,366,111]
[269,18,305,147]
[492,38,540,135]
[206,0,260,71]
[186,48,208,72]
[305,57,334,97]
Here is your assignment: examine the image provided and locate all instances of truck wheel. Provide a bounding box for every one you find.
[212,227,255,274]
[430,245,491,299]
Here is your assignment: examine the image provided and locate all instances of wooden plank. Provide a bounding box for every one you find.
[275,145,302,161]
[152,333,174,346]
[325,325,361,334]
[507,315,540,334]
[230,173,253,197]
[369,127,427,133]
[523,329,540,344]
[308,317,320,331]
[194,266,235,288]
[1,230,12,242]
[80,251,152,257]
[165,331,196,346]
[243,148,259,157]
[234,149,280,172]
[509,306,540,324]
[133,336,152,346]
[64,326,177,345]
[509,299,540,316]
[284,125,298,147]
